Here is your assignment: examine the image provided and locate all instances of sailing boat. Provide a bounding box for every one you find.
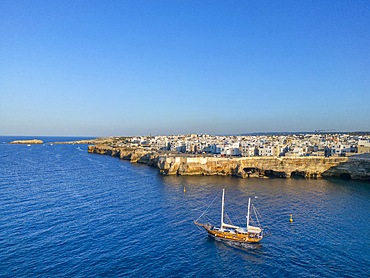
[194,189,265,243]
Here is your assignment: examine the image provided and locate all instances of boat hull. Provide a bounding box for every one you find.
[206,228,262,243]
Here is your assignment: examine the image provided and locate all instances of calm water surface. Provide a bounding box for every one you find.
[0,137,369,277]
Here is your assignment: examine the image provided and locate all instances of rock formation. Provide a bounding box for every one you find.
[10,139,43,144]
[321,154,370,180]
[156,156,350,178]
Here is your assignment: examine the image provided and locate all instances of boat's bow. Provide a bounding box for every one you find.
[194,221,211,230]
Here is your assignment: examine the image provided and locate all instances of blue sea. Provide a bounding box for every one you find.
[1,136,369,277]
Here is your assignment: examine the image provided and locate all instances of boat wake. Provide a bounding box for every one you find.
[217,238,262,251]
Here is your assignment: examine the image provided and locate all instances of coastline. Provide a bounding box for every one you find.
[87,144,370,180]
[6,136,368,180]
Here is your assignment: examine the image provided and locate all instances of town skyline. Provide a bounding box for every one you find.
[1,1,369,136]
[81,131,370,159]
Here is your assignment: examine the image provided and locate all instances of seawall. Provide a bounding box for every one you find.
[88,145,370,180]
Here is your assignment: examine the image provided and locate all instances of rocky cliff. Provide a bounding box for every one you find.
[88,145,160,165]
[321,154,370,180]
[156,156,350,178]
[87,145,370,180]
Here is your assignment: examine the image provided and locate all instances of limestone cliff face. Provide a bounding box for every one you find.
[322,154,370,180]
[88,145,120,157]
[157,156,350,178]
[88,145,159,165]
[87,145,370,180]
[157,157,239,176]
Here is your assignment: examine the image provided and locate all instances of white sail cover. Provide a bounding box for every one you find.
[247,225,262,234]
[236,227,247,234]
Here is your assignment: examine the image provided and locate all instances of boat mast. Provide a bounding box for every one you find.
[246,197,251,229]
[220,189,225,230]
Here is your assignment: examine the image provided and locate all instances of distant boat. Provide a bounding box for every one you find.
[27,144,31,147]
[194,189,266,243]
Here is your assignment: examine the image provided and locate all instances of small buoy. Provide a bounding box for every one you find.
[184,187,186,193]
[289,214,293,223]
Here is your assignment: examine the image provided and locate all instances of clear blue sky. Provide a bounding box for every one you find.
[1,1,369,136]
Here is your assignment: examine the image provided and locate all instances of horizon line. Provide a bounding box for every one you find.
[1,130,370,138]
